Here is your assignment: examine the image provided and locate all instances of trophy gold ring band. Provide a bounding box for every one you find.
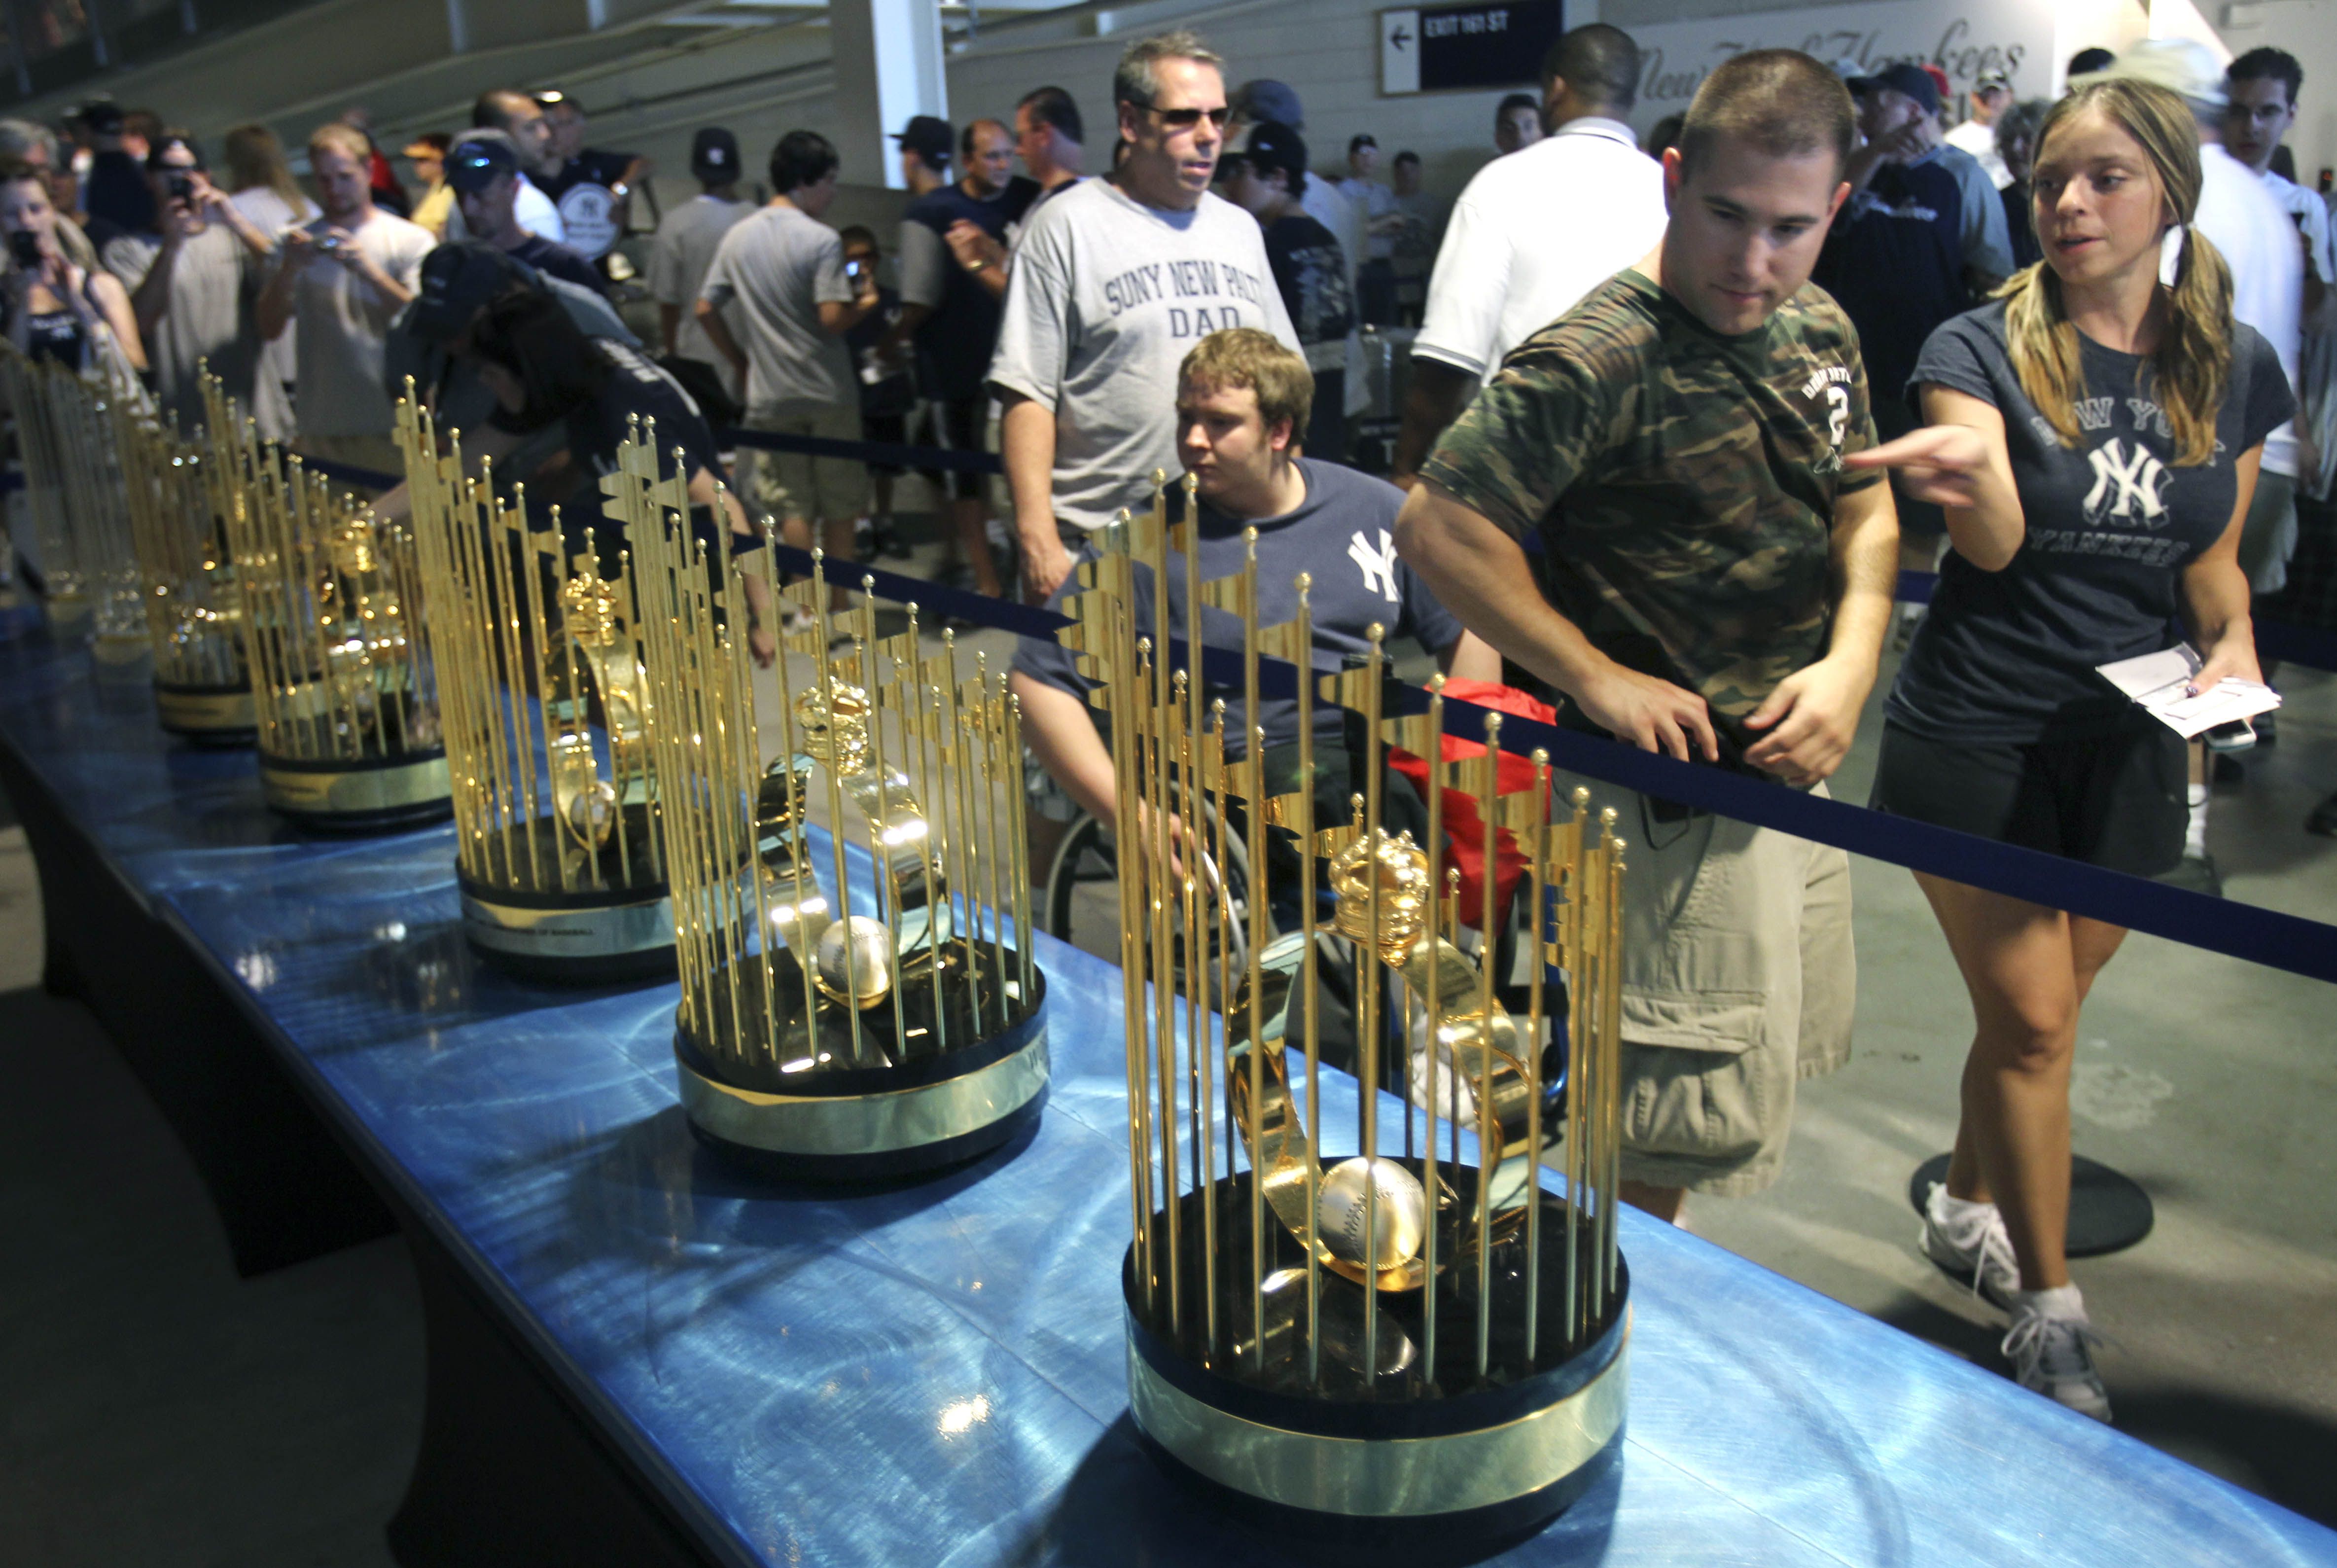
[1127,1319,1629,1522]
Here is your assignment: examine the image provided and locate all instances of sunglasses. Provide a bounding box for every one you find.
[1133,103,1232,131]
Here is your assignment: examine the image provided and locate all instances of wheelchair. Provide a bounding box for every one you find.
[1038,742,1569,1116]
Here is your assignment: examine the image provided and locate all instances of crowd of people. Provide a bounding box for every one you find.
[2,20,2333,1436]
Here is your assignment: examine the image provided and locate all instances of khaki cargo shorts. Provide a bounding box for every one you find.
[737,400,871,526]
[1566,779,1855,1198]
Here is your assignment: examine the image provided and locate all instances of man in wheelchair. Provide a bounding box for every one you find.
[1010,327,1501,1073]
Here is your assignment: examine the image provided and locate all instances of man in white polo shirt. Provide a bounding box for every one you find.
[1390,24,1666,487]
[991,30,1299,604]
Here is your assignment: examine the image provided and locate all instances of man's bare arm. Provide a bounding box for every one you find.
[1010,671,1118,824]
[1001,392,1070,604]
[695,298,749,381]
[1394,481,1718,761]
[1738,473,1898,784]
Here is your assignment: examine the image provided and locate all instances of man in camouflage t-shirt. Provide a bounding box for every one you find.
[1394,50,1900,1215]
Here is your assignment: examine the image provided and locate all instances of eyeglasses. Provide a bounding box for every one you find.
[1130,102,1232,131]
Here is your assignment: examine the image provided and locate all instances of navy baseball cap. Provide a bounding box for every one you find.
[1240,120,1309,188]
[1848,61,1942,115]
[891,115,952,167]
[408,242,538,341]
[690,127,740,181]
[1232,79,1305,129]
[445,132,522,194]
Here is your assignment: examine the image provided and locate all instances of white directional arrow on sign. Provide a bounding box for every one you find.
[1381,8,1422,95]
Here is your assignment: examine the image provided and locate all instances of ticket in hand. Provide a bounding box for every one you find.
[2096,645,2282,739]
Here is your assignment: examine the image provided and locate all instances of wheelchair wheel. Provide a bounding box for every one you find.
[1042,802,1259,986]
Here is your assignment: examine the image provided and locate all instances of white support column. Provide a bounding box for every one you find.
[830,0,950,190]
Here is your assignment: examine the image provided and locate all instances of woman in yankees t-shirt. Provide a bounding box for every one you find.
[1850,78,2293,1425]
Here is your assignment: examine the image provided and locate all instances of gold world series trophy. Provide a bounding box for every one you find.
[2,346,146,658]
[394,396,674,981]
[115,385,253,744]
[613,427,1048,1179]
[204,376,450,830]
[1059,475,1630,1549]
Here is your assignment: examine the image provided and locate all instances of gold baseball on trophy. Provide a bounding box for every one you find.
[1315,1156,1428,1272]
[814,915,896,1010]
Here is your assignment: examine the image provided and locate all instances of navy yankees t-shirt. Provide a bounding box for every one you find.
[1887,300,2294,743]
[1013,458,1462,756]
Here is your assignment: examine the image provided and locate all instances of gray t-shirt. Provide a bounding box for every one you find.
[287,209,434,437]
[697,203,853,410]
[987,178,1300,534]
[231,186,315,437]
[648,193,751,375]
[103,224,280,439]
[1917,142,2016,281]
[1013,458,1461,753]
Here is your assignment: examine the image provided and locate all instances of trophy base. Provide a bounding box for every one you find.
[457,810,675,983]
[154,679,256,747]
[673,957,1050,1182]
[1122,1172,1628,1557]
[259,747,453,833]
[460,879,675,984]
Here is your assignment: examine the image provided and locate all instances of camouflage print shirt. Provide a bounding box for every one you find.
[1419,268,1881,722]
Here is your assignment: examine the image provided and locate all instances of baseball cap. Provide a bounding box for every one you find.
[1921,64,1952,103]
[76,101,125,136]
[690,127,740,182]
[1974,69,2012,94]
[1848,61,1942,116]
[891,115,952,167]
[145,133,204,172]
[445,131,522,194]
[408,242,539,341]
[1239,121,1309,190]
[1231,79,1305,129]
[2074,38,2228,109]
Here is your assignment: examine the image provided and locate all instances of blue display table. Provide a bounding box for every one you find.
[3,623,2331,1568]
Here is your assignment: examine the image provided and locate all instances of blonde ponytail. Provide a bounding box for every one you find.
[1997,79,2231,468]
[2155,223,2232,466]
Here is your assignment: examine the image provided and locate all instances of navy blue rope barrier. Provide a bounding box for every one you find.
[771,541,2337,989]
[723,426,1004,477]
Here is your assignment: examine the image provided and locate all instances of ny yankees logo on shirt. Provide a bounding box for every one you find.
[2082,438,2170,527]
[1347,529,1401,604]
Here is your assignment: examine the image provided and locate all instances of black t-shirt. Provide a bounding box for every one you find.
[1012,459,1461,755]
[903,175,1037,400]
[1815,160,1967,405]
[490,338,729,552]
[1887,301,2296,744]
[508,233,605,295]
[535,150,633,204]
[844,285,915,418]
[0,294,88,368]
[1261,212,1353,351]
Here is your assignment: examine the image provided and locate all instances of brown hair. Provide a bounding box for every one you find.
[308,121,372,167]
[1677,49,1856,179]
[224,123,308,214]
[1179,327,1313,441]
[1999,79,2231,466]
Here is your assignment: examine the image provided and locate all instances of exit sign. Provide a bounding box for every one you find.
[1381,0,1565,95]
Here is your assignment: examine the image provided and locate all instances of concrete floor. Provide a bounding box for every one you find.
[2,557,2333,1561]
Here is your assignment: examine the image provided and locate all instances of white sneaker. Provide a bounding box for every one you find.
[1919,1182,2019,1312]
[2002,1289,2112,1423]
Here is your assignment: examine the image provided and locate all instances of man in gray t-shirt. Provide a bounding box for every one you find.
[649,128,751,399]
[102,134,284,438]
[990,31,1299,604]
[696,130,880,578]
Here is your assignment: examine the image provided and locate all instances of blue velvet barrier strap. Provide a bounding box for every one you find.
[296,455,403,491]
[723,425,1004,476]
[773,541,2337,988]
